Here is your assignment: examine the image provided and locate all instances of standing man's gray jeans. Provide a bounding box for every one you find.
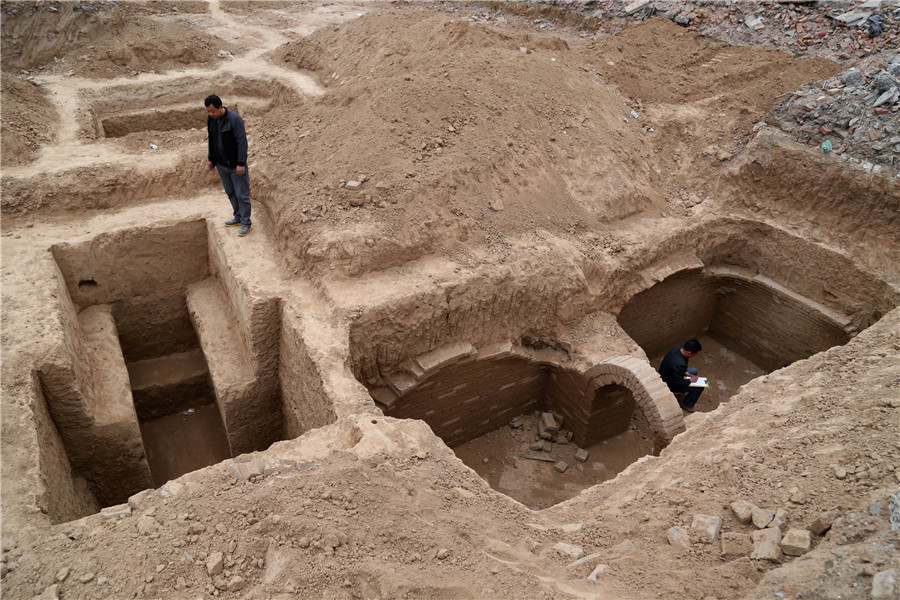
[216,164,251,226]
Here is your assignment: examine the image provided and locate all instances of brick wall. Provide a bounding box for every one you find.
[617,268,718,358]
[710,275,852,372]
[618,268,855,373]
[371,341,683,449]
[387,354,548,447]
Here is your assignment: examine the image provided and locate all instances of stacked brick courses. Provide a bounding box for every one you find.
[618,265,856,375]
[371,342,684,449]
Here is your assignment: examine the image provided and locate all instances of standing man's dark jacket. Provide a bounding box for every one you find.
[659,345,691,394]
[207,108,247,169]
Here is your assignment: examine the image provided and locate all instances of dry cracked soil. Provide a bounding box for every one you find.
[1,1,899,600]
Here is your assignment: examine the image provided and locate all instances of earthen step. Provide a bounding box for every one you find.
[126,348,214,420]
[78,304,138,425]
[186,277,254,393]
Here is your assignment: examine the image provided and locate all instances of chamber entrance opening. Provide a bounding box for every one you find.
[367,346,656,509]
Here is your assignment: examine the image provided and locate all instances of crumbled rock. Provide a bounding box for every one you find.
[871,71,898,94]
[666,526,691,549]
[780,528,811,556]
[35,584,59,600]
[872,569,898,599]
[841,68,863,87]
[554,461,568,473]
[574,449,589,462]
[731,500,755,523]
[752,527,783,546]
[55,567,70,582]
[227,576,246,592]
[809,510,839,535]
[587,563,608,582]
[750,540,782,562]
[136,515,160,535]
[552,542,585,560]
[751,507,776,529]
[690,514,723,542]
[207,551,224,576]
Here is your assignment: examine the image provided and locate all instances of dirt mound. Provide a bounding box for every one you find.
[262,7,662,276]
[256,10,844,279]
[0,72,54,167]
[1,1,227,78]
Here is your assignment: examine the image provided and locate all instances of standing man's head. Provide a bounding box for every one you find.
[681,338,702,357]
[204,94,225,118]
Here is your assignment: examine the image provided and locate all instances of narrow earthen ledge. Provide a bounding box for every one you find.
[187,277,279,457]
[76,304,154,502]
[126,348,212,420]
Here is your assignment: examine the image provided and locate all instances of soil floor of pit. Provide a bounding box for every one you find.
[453,414,654,510]
[140,403,232,488]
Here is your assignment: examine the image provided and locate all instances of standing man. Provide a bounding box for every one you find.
[659,338,703,413]
[205,94,251,237]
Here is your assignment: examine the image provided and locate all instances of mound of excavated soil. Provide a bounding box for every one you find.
[257,9,841,279]
[0,72,55,167]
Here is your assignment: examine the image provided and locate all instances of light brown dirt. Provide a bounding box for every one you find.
[2,2,898,600]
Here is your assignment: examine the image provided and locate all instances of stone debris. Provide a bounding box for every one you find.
[55,567,69,582]
[540,412,560,434]
[750,539,782,562]
[552,542,585,560]
[780,528,812,556]
[605,539,636,561]
[666,526,691,549]
[560,523,584,533]
[810,510,839,535]
[574,449,589,462]
[690,514,723,542]
[227,575,246,592]
[587,563,608,582]
[566,551,603,568]
[752,527,783,546]
[751,507,776,529]
[769,64,900,173]
[206,551,224,576]
[136,515,160,535]
[35,585,59,600]
[872,569,898,599]
[345,180,362,190]
[731,500,755,523]
[529,440,545,451]
[719,532,752,556]
[99,504,132,519]
[554,460,569,473]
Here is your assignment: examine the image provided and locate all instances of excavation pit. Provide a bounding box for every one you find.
[367,342,661,508]
[82,75,288,139]
[41,219,282,511]
[616,221,898,412]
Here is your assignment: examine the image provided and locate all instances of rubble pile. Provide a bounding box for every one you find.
[540,0,899,72]
[768,55,900,174]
